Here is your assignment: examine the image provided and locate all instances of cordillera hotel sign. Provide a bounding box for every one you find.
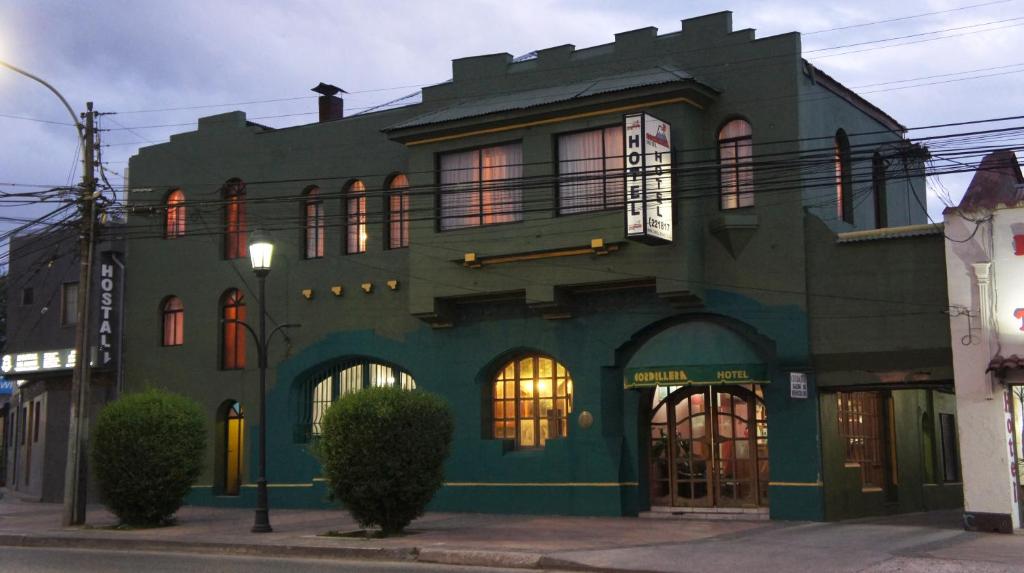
[624,364,769,388]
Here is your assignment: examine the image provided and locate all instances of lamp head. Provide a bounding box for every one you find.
[249,229,274,274]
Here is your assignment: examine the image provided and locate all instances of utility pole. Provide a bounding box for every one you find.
[63,101,97,527]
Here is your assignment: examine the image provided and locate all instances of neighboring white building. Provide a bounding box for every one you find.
[944,150,1024,533]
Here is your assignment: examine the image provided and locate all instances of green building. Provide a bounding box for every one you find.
[124,12,962,521]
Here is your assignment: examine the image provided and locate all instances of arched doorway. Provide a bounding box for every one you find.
[222,401,244,496]
[649,384,768,508]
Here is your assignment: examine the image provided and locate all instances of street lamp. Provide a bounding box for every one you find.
[249,229,273,533]
[228,230,297,533]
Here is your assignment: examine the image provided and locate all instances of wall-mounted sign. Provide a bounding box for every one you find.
[624,112,673,244]
[1,348,77,374]
[790,372,808,399]
[96,254,122,367]
[624,364,768,389]
[0,377,12,395]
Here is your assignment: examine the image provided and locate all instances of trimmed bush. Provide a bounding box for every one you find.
[92,389,206,526]
[319,387,454,535]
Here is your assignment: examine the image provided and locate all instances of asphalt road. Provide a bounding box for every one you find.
[0,547,551,573]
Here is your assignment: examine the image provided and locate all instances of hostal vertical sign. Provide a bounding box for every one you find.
[96,252,121,367]
[624,112,673,243]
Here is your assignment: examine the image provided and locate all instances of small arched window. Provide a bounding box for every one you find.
[166,189,186,238]
[161,296,184,346]
[346,180,367,254]
[224,179,248,259]
[719,119,753,209]
[387,174,410,249]
[492,354,573,448]
[302,359,416,440]
[835,130,853,223]
[304,186,325,259]
[221,289,246,370]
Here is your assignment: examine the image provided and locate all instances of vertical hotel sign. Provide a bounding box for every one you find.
[624,112,673,243]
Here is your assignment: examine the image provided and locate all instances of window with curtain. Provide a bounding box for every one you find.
[224,179,248,259]
[166,189,186,238]
[162,296,184,346]
[491,354,573,448]
[835,130,853,223]
[558,126,624,214]
[440,143,522,230]
[719,119,754,209]
[346,180,367,254]
[221,289,246,370]
[300,359,417,440]
[304,186,325,258]
[387,174,410,249]
[61,282,78,326]
[837,391,887,489]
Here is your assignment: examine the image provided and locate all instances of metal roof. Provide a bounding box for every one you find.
[385,66,704,131]
[835,223,943,244]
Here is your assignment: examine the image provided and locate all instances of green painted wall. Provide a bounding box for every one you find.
[122,12,936,522]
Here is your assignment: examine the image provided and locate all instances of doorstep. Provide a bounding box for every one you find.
[641,506,770,521]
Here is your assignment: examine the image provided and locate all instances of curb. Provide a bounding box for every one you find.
[0,533,416,563]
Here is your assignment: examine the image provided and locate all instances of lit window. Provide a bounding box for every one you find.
[224,179,248,259]
[558,126,624,214]
[61,282,78,326]
[346,180,367,254]
[837,391,887,489]
[835,130,853,223]
[221,289,246,370]
[719,119,753,209]
[387,174,411,249]
[492,354,573,448]
[166,189,186,238]
[304,186,325,259]
[440,143,522,230]
[301,359,416,440]
[162,296,184,346]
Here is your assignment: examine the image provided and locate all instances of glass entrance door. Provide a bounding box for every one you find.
[649,385,768,508]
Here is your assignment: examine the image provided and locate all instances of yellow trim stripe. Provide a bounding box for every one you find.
[768,481,823,487]
[443,482,638,488]
[241,483,314,489]
[407,97,703,146]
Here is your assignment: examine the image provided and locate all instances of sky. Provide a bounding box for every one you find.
[0,0,1022,253]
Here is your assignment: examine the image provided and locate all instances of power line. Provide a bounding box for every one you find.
[802,0,1016,35]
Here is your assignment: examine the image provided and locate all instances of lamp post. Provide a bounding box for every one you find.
[1,59,96,527]
[248,230,275,533]
[223,231,297,533]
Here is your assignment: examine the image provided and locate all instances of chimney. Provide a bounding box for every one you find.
[312,82,346,122]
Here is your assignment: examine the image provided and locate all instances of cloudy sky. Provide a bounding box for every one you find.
[1,0,1022,252]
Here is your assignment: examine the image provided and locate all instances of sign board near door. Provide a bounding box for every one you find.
[624,363,768,388]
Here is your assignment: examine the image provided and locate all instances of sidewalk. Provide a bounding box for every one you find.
[0,495,1021,572]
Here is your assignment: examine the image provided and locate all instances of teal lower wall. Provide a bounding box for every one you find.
[186,291,828,521]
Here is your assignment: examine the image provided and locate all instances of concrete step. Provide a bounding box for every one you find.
[640,506,770,521]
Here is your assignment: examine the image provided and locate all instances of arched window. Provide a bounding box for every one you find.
[872,152,887,228]
[161,296,184,346]
[303,186,325,258]
[165,189,186,238]
[300,359,416,440]
[719,119,753,209]
[224,179,248,259]
[346,180,367,254]
[835,130,853,223]
[387,174,410,249]
[492,354,573,448]
[221,289,246,370]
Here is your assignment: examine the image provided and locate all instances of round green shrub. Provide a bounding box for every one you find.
[91,388,206,526]
[319,387,454,535]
